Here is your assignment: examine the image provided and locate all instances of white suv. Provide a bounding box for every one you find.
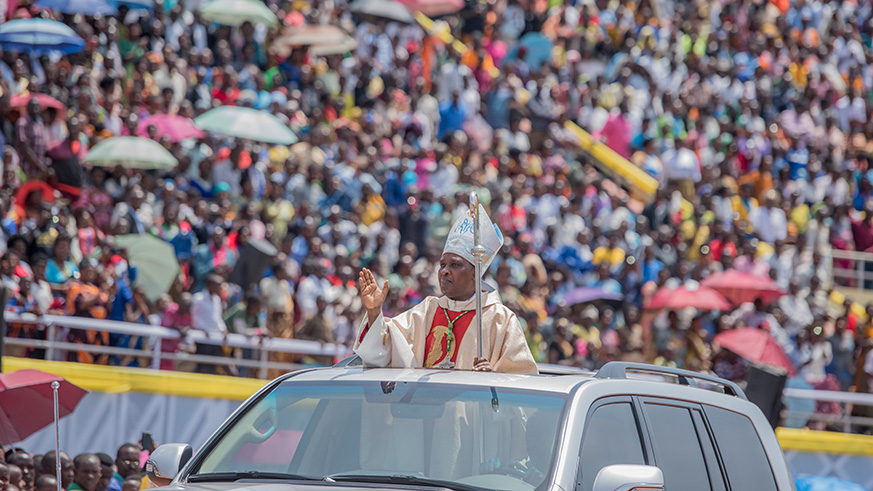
[147,361,796,491]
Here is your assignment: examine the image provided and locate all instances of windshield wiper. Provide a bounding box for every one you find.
[326,474,489,491]
[189,471,320,483]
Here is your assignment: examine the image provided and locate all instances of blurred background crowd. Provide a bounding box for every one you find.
[2,0,873,429]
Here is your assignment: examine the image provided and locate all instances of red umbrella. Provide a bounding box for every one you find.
[714,328,796,376]
[397,0,463,17]
[647,283,732,311]
[701,269,785,306]
[14,180,55,210]
[0,370,87,444]
[10,93,65,111]
[137,114,205,142]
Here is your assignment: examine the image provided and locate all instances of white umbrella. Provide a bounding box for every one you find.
[349,0,415,23]
[200,0,278,26]
[85,136,178,170]
[309,34,358,56]
[194,106,297,145]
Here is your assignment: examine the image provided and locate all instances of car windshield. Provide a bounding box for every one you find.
[192,381,566,491]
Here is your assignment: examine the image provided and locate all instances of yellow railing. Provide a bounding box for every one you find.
[775,427,873,456]
[3,357,267,401]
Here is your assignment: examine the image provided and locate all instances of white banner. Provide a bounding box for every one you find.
[15,392,241,457]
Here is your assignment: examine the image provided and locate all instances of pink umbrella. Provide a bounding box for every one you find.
[397,0,463,17]
[647,283,732,311]
[701,269,785,306]
[0,369,87,444]
[137,114,205,142]
[10,92,65,111]
[714,328,796,376]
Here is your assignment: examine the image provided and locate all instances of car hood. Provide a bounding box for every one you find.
[159,481,452,491]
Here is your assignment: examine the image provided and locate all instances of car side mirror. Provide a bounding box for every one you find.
[592,464,665,491]
[146,443,193,487]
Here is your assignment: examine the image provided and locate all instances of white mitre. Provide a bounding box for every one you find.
[442,203,504,273]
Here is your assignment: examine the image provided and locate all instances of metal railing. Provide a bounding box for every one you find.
[3,312,352,379]
[782,387,873,432]
[6,312,873,433]
[831,248,873,288]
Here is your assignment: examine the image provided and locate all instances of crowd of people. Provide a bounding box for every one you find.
[0,444,145,491]
[2,0,873,427]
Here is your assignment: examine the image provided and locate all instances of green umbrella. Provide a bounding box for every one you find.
[114,234,180,302]
[194,106,298,145]
[200,0,278,26]
[85,136,178,170]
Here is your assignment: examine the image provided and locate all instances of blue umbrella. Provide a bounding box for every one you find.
[0,19,85,54]
[36,0,117,15]
[504,32,554,69]
[795,476,867,491]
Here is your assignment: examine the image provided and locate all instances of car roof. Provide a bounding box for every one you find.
[282,366,596,393]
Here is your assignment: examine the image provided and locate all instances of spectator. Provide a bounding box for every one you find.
[120,479,140,491]
[160,293,195,371]
[40,452,74,491]
[34,475,57,491]
[110,445,139,491]
[6,453,32,491]
[15,99,49,178]
[191,274,227,373]
[69,455,100,491]
[46,235,78,286]
[94,454,115,491]
[7,464,20,491]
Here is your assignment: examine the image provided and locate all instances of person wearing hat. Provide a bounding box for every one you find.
[354,204,537,374]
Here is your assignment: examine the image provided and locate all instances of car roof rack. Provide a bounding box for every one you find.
[594,362,747,400]
[537,364,594,376]
[334,355,363,367]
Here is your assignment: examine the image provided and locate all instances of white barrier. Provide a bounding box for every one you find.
[3,312,353,378]
[782,387,873,432]
[6,312,873,431]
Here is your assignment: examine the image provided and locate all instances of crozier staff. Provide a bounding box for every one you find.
[354,203,537,374]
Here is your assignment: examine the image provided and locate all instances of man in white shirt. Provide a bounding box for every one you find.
[778,281,815,337]
[192,275,226,333]
[750,190,788,244]
[191,275,227,373]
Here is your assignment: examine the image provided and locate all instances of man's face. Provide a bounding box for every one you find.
[115,448,140,479]
[8,454,33,487]
[74,456,101,491]
[438,253,476,301]
[96,466,113,491]
[0,464,9,491]
[56,454,75,489]
[27,100,41,119]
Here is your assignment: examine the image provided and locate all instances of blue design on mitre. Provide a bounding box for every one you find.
[443,203,503,273]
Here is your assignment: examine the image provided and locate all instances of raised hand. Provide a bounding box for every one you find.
[359,268,389,322]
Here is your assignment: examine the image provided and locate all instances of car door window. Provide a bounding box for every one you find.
[578,402,645,491]
[704,406,778,491]
[643,403,712,491]
[690,409,727,491]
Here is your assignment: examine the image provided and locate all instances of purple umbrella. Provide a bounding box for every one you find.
[559,287,623,306]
